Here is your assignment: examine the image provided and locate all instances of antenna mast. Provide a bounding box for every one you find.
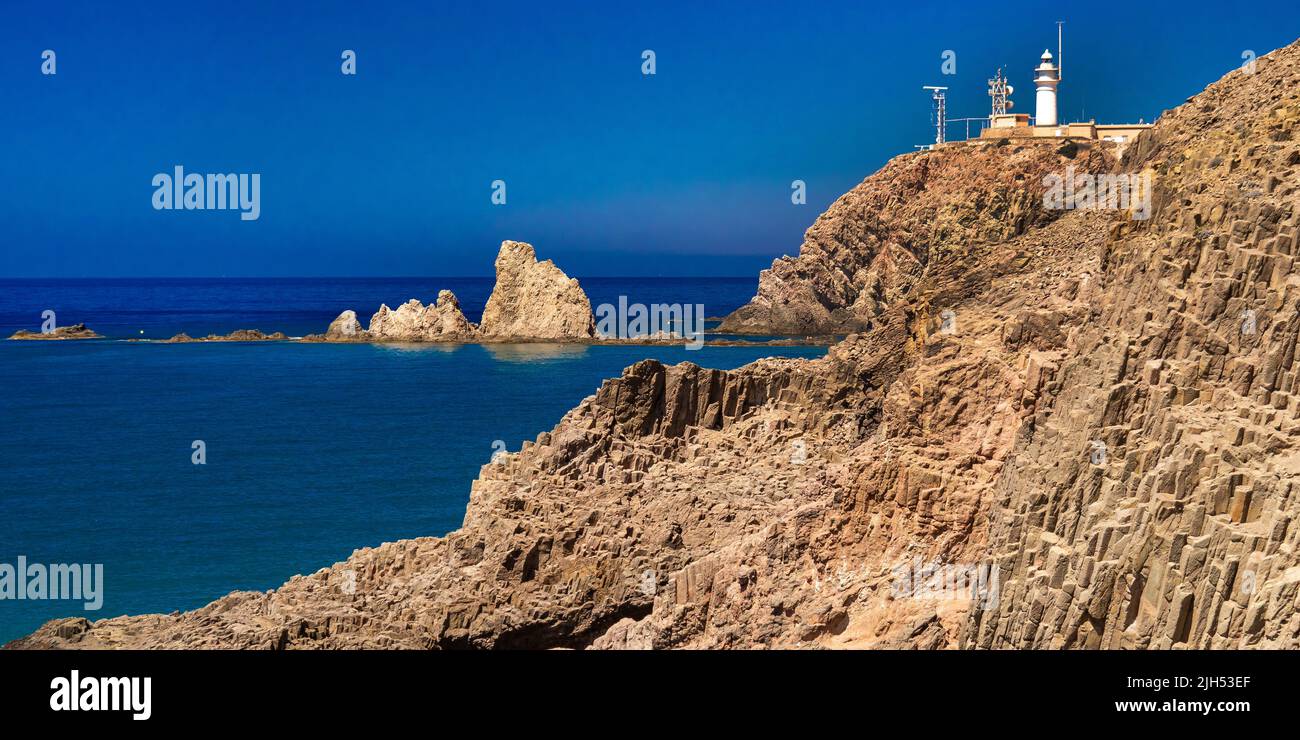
[987,68,1013,117]
[1057,20,1064,81]
[923,86,948,145]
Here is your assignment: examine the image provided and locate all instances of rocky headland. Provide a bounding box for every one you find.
[717,137,1113,335]
[10,39,1300,649]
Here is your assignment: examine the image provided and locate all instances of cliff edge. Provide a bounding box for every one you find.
[10,39,1300,649]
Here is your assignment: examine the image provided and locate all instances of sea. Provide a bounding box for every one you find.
[0,278,827,643]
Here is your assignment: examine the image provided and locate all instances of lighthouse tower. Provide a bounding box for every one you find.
[1034,49,1060,127]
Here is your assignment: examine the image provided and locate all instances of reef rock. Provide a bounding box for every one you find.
[165,329,289,342]
[324,310,367,340]
[478,240,595,339]
[367,290,476,342]
[8,323,101,340]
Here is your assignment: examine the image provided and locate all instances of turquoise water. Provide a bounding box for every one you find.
[0,279,825,643]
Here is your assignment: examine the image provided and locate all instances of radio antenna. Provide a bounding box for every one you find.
[1057,21,1064,81]
[922,86,948,145]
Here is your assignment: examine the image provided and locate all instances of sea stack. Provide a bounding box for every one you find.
[323,241,595,343]
[478,240,596,340]
[324,310,367,340]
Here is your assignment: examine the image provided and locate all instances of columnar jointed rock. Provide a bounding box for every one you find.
[367,290,477,342]
[11,38,1300,651]
[478,240,596,339]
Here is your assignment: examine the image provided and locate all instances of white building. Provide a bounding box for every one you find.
[1033,50,1060,128]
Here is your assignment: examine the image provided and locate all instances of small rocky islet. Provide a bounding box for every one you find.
[7,323,101,340]
[9,239,832,347]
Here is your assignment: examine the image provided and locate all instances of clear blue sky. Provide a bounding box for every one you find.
[2,1,1295,277]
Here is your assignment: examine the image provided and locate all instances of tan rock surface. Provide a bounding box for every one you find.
[9,39,1300,650]
[479,240,596,339]
[718,130,1111,336]
[324,310,367,340]
[164,329,290,342]
[8,323,101,340]
[367,290,476,342]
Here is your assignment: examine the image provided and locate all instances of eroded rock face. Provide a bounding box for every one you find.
[718,138,1112,336]
[325,310,366,340]
[479,241,595,339]
[10,39,1300,650]
[323,242,595,342]
[367,290,477,342]
[963,41,1300,650]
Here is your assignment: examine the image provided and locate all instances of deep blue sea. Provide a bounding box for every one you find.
[0,278,824,643]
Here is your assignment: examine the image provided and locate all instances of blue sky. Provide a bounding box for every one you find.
[1,1,1295,277]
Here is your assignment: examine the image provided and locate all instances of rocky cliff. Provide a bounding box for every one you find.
[11,39,1300,650]
[718,134,1112,335]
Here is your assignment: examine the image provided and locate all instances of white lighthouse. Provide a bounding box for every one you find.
[1034,49,1060,127]
[979,22,1154,147]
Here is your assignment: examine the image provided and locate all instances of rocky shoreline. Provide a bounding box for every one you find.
[12,38,1299,651]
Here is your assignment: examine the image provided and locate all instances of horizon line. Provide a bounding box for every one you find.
[0,275,763,281]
